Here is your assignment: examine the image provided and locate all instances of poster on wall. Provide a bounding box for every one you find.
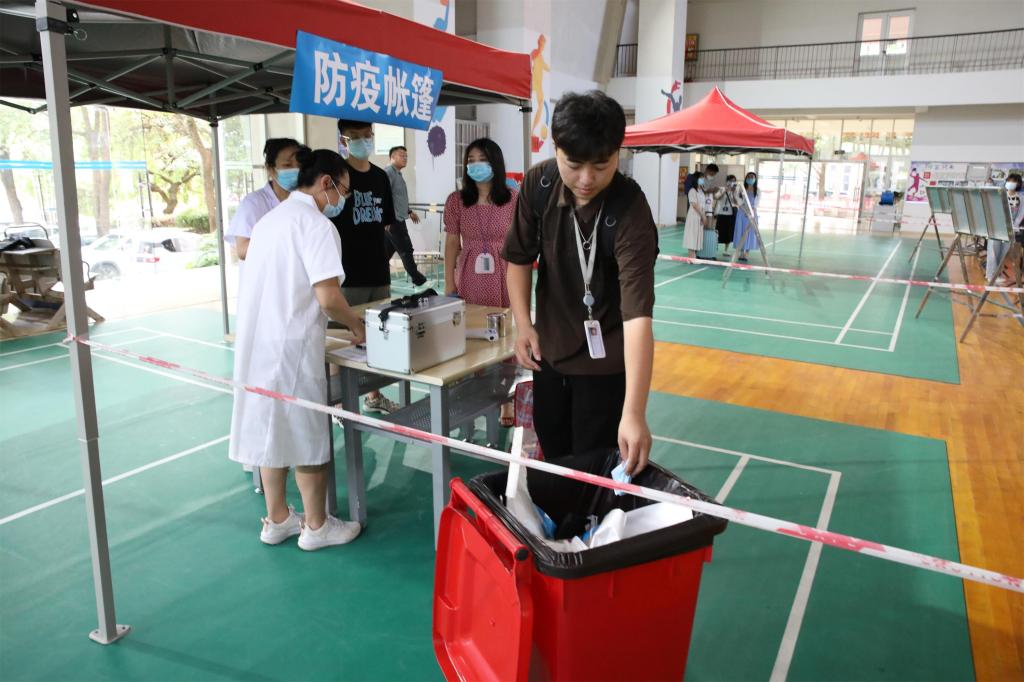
[685,34,699,62]
[906,161,1024,202]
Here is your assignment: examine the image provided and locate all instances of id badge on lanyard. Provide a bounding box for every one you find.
[574,206,606,359]
[475,252,495,274]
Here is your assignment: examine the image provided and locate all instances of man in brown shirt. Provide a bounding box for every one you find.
[503,91,658,474]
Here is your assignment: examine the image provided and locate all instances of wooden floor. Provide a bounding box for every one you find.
[651,270,1024,680]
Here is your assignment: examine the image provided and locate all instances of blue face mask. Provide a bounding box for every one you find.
[697,177,706,187]
[275,168,299,192]
[467,162,494,183]
[322,180,346,219]
[745,177,756,187]
[347,138,374,160]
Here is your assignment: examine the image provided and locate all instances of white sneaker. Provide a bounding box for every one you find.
[994,276,1011,286]
[298,516,362,551]
[259,506,304,545]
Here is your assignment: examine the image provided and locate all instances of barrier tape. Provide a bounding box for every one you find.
[69,336,1023,594]
[657,253,1024,295]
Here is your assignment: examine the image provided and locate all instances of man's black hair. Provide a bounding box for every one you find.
[706,163,720,173]
[337,119,373,134]
[262,138,303,168]
[550,90,626,162]
[295,148,349,189]
[389,146,407,156]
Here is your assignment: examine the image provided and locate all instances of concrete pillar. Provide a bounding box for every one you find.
[633,0,686,225]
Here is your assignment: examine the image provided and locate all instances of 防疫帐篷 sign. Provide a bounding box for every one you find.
[290,31,442,130]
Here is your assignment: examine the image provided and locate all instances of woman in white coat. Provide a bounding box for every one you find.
[683,171,709,257]
[229,148,366,551]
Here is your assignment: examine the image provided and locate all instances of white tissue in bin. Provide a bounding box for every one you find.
[364,296,466,374]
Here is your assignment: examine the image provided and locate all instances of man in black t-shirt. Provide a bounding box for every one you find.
[332,118,398,414]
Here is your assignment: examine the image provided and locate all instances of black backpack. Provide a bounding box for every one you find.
[529,163,654,258]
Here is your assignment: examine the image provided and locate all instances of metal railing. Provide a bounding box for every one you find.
[611,29,1024,82]
[683,29,1024,82]
[613,43,638,77]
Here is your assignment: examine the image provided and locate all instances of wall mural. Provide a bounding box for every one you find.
[530,34,551,153]
[660,80,683,114]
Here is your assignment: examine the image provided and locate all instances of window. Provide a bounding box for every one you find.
[858,10,915,57]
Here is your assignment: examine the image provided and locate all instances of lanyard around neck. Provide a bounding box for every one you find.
[573,204,604,319]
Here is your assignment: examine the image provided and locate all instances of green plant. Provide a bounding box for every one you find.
[186,234,219,269]
[178,208,210,233]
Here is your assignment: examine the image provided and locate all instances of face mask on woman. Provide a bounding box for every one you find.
[322,180,346,219]
[275,168,299,192]
[745,177,756,187]
[467,161,494,183]
[697,177,706,187]
[346,138,373,160]
[1006,181,1019,192]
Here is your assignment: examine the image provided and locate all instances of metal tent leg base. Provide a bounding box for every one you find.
[89,624,130,645]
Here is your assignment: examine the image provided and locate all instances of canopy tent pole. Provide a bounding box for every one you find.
[771,149,783,250]
[657,152,664,226]
[211,120,229,337]
[798,156,813,261]
[521,103,531,177]
[36,0,129,645]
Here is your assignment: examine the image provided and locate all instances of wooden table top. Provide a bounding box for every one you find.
[326,300,517,387]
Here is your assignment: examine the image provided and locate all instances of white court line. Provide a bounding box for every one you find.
[655,267,709,289]
[715,456,750,502]
[137,327,235,352]
[770,233,799,247]
[0,333,165,373]
[888,245,921,352]
[834,242,901,344]
[0,326,144,357]
[92,352,233,395]
[652,435,838,475]
[654,318,892,353]
[770,471,842,682]
[655,304,892,336]
[0,435,229,526]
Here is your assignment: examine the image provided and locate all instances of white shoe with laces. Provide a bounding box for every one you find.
[298,516,362,551]
[259,506,304,545]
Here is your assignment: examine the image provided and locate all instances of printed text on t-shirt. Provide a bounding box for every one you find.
[353,190,384,225]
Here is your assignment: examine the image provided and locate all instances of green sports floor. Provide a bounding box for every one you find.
[0,303,973,681]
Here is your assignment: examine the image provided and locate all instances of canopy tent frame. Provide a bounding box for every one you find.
[623,87,814,261]
[19,0,532,646]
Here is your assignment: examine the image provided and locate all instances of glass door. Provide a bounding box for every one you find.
[857,10,915,75]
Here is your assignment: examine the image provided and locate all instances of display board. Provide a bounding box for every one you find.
[948,187,1013,240]
[925,185,951,214]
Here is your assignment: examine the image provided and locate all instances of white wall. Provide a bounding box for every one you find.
[686,0,1024,49]
[910,104,1024,162]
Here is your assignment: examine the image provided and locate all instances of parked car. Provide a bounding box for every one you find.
[81,228,204,279]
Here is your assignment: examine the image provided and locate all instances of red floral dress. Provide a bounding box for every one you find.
[444,190,518,307]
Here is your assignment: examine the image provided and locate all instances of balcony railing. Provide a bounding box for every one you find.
[611,29,1024,81]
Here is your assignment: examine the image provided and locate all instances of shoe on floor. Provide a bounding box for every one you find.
[260,506,304,545]
[364,394,399,414]
[298,516,362,551]
[738,256,749,262]
[412,275,428,287]
[994,276,1011,286]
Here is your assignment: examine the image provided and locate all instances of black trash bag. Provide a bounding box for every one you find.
[467,449,728,579]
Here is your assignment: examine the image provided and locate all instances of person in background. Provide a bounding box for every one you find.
[733,171,760,262]
[682,171,708,258]
[684,162,718,194]
[226,138,306,262]
[333,119,398,415]
[384,146,428,287]
[229,148,364,551]
[987,172,1023,285]
[443,138,518,426]
[503,90,658,475]
[714,174,738,259]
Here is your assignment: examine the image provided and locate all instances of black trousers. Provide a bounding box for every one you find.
[386,220,426,285]
[532,359,626,460]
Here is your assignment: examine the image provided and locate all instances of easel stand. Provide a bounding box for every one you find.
[908,212,947,263]
[723,188,772,288]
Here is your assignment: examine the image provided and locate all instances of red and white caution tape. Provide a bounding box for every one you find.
[658,253,1024,295]
[70,335,1023,594]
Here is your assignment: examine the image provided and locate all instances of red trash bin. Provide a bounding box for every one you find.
[434,450,727,681]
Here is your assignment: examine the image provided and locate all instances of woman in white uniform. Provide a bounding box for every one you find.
[229,148,366,551]
[226,138,305,262]
[683,171,708,257]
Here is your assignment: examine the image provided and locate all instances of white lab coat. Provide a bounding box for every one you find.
[226,182,280,244]
[228,192,345,468]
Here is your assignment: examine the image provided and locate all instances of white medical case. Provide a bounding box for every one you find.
[365,295,466,374]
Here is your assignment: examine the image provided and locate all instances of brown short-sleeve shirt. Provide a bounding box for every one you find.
[502,159,658,375]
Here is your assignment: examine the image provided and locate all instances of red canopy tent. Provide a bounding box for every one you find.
[1,0,532,646]
[624,87,815,259]
[623,86,813,156]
